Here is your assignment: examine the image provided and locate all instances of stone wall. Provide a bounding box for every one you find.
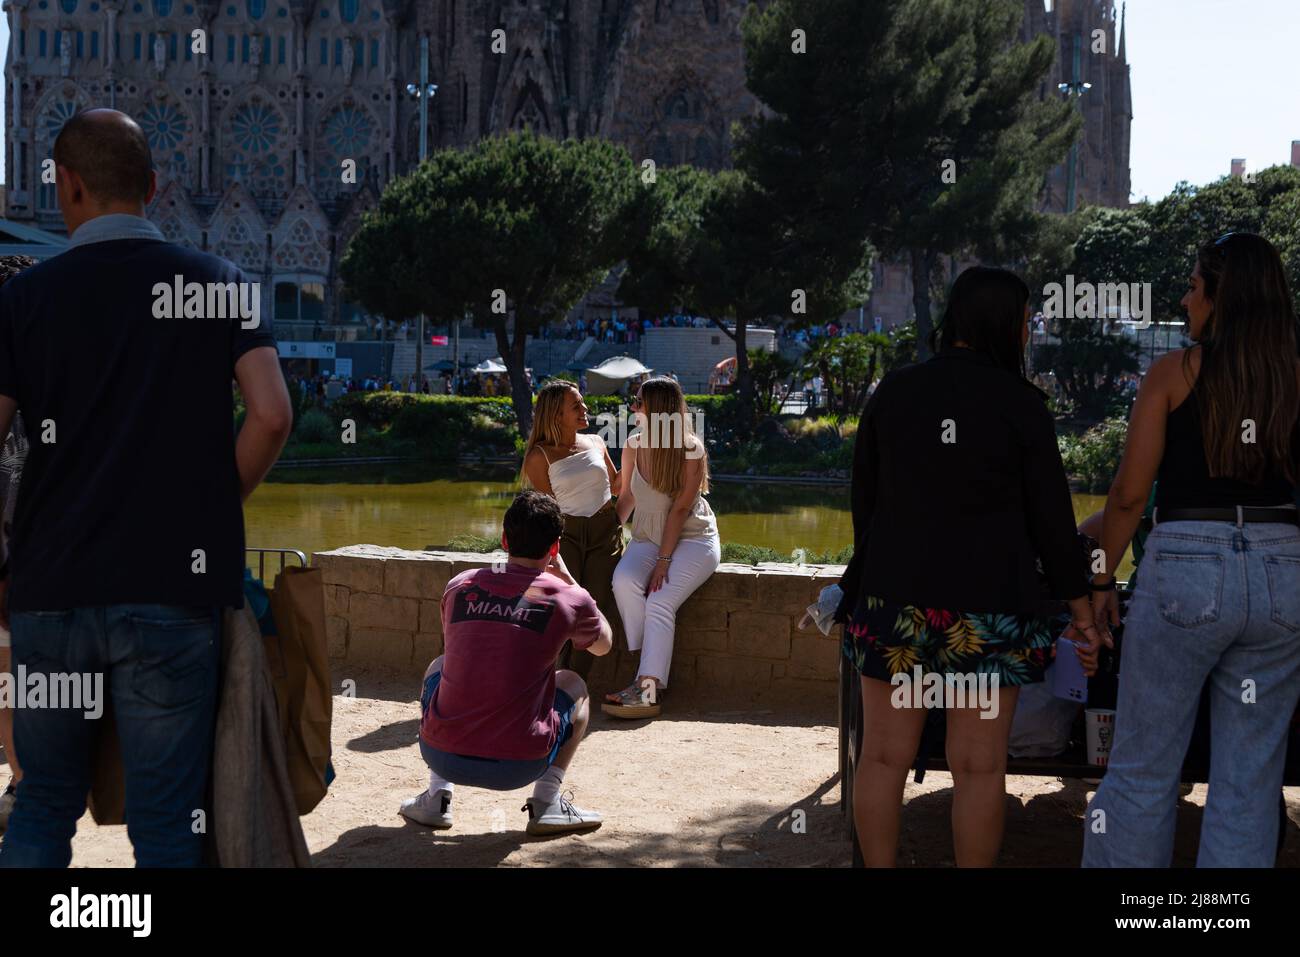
[313,545,846,706]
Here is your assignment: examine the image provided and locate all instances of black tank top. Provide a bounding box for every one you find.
[1155,395,1296,510]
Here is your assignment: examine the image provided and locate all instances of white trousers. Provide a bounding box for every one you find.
[612,536,721,687]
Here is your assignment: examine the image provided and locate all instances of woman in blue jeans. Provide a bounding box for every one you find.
[1084,232,1300,867]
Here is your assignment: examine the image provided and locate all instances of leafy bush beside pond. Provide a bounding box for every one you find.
[713,414,856,475]
[299,392,739,462]
[1058,416,1128,493]
[294,408,336,445]
[268,391,1122,491]
[720,542,854,565]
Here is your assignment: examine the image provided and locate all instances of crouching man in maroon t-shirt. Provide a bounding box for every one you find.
[400,491,613,835]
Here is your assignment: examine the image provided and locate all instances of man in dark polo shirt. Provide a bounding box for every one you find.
[0,109,292,867]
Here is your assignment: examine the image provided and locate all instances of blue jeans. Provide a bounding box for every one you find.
[418,670,576,791]
[1082,521,1300,867]
[0,605,221,868]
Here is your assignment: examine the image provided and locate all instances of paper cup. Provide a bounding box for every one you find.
[1085,708,1116,766]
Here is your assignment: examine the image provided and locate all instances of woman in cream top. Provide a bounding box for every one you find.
[604,376,721,719]
[627,458,717,544]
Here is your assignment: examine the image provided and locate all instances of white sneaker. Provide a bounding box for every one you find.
[522,792,602,836]
[399,788,453,829]
[0,783,15,832]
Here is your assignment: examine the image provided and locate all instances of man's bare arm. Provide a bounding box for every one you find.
[586,613,614,657]
[234,347,293,502]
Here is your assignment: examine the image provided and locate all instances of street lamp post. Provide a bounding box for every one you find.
[1057,33,1092,213]
[407,36,438,393]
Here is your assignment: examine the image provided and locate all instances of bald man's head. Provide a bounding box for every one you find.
[53,109,153,206]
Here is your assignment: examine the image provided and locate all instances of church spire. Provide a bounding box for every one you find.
[1117,1,1128,62]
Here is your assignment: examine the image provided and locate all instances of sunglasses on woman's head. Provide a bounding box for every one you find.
[1213,232,1241,253]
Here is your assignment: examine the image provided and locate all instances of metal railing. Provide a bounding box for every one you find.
[245,547,309,582]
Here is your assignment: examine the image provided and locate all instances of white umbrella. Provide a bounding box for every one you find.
[472,357,508,374]
[585,356,653,395]
[587,356,651,378]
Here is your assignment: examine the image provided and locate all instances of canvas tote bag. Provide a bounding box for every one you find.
[265,565,333,815]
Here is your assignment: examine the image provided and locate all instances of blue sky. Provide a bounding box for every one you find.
[0,1,1297,201]
[1123,0,1300,199]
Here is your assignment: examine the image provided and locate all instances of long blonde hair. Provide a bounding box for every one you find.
[636,376,710,497]
[520,380,581,486]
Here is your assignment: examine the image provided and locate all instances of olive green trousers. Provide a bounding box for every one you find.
[557,499,625,681]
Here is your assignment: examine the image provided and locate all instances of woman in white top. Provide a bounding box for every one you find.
[522,381,624,679]
[604,376,720,719]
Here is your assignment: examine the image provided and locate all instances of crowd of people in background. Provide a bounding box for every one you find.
[779,320,865,343]
[530,313,885,346]
[355,310,876,348]
[285,372,413,406]
[540,313,720,344]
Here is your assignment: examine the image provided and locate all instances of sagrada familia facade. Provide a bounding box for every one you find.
[1,0,1131,334]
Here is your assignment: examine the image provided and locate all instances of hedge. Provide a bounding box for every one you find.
[325,391,738,447]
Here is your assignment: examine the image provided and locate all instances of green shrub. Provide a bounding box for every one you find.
[815,440,855,471]
[293,408,335,444]
[389,403,460,458]
[323,393,520,460]
[583,395,624,419]
[1059,416,1128,493]
[721,542,854,565]
[300,392,742,464]
[328,391,416,430]
[471,396,520,426]
[807,544,854,563]
[441,533,502,552]
[722,542,788,564]
[281,441,355,461]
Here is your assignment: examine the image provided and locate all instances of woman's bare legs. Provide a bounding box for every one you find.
[946,685,1019,867]
[0,647,19,785]
[853,675,927,867]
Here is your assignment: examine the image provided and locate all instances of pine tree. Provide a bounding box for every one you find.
[738,0,1078,359]
[341,131,643,436]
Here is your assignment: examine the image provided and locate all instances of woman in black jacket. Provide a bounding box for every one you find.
[839,266,1104,866]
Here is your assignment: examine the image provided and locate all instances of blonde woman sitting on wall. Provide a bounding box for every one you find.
[522,381,625,680]
[605,377,720,719]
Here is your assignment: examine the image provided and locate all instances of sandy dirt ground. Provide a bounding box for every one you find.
[2,675,1298,867]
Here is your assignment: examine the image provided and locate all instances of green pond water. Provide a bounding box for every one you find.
[246,464,1120,574]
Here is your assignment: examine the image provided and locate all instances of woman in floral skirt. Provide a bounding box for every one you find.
[838,266,1105,866]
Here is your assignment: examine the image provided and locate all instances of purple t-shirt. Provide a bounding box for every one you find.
[420,563,604,760]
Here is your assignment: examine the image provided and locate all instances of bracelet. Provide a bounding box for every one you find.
[656,556,672,563]
[1089,579,1117,592]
